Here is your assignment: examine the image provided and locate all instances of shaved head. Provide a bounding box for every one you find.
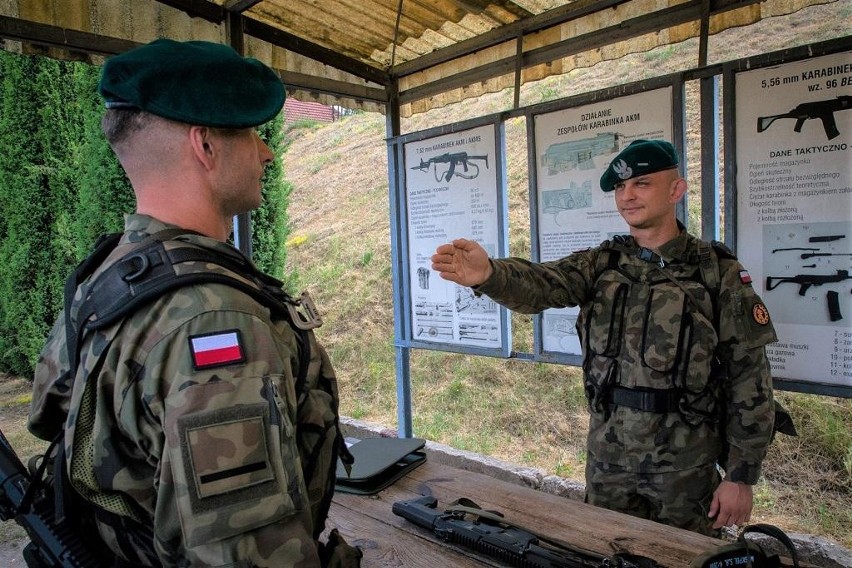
[102,110,188,182]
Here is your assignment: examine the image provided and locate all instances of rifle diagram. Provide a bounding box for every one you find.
[766,232,851,323]
[757,95,851,140]
[540,132,620,175]
[410,151,489,182]
[766,269,851,295]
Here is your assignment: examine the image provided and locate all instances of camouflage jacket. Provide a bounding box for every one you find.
[29,214,343,567]
[477,229,776,484]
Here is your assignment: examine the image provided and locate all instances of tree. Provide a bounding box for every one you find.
[253,112,292,284]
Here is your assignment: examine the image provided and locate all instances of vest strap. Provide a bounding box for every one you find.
[610,386,682,413]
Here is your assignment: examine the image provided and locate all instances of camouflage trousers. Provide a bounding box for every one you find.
[585,461,722,536]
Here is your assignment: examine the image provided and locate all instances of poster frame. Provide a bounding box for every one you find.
[525,76,685,366]
[724,42,852,398]
[395,115,512,358]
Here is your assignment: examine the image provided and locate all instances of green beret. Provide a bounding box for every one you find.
[98,39,284,129]
[599,139,679,191]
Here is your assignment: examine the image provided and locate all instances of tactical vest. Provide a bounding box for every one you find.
[55,229,351,561]
[578,235,725,426]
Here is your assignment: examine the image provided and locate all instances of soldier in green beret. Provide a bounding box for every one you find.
[28,39,361,567]
[432,139,778,536]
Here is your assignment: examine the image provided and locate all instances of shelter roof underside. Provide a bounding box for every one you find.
[0,0,843,116]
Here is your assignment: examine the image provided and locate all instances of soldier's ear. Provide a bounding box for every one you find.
[670,176,687,203]
[189,126,216,171]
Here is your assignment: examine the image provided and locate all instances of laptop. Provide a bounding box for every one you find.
[335,437,427,495]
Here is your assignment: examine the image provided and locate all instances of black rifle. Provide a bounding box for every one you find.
[411,152,489,182]
[765,269,851,295]
[800,252,852,259]
[393,495,660,567]
[809,235,845,243]
[0,428,104,567]
[757,95,851,140]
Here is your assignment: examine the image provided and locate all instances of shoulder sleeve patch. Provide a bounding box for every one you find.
[739,270,753,286]
[189,330,246,370]
[752,303,771,326]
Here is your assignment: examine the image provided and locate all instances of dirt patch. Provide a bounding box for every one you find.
[0,539,27,566]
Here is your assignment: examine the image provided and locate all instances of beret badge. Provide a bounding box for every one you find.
[613,159,632,180]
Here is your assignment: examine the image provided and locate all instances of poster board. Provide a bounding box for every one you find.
[402,122,509,354]
[733,50,852,389]
[530,86,675,358]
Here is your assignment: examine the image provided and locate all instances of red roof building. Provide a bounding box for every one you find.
[283,98,336,124]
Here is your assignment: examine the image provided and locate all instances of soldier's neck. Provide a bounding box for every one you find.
[630,223,681,251]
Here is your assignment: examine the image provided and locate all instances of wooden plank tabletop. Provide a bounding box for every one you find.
[326,459,725,567]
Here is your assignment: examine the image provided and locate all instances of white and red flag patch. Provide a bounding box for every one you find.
[739,270,752,285]
[189,330,246,369]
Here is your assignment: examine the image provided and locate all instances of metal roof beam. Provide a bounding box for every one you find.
[398,0,762,104]
[154,0,225,23]
[151,0,389,86]
[391,0,628,77]
[224,0,265,13]
[279,70,387,104]
[0,15,139,56]
[243,18,390,86]
[0,13,388,105]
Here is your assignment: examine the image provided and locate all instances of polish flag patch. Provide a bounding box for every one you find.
[189,330,246,370]
[739,270,753,285]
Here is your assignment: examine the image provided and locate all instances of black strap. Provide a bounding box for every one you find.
[68,231,313,393]
[741,524,800,567]
[64,233,123,374]
[16,434,62,515]
[610,386,682,413]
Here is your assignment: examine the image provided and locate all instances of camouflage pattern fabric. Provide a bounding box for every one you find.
[477,229,776,531]
[29,214,354,567]
[585,462,722,535]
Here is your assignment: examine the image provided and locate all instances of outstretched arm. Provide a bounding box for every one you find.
[431,238,492,287]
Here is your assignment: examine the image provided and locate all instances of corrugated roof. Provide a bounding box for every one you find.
[0,0,844,117]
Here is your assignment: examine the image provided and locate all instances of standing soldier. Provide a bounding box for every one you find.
[432,139,777,536]
[28,39,361,567]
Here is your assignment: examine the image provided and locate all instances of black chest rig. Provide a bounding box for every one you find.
[579,235,725,426]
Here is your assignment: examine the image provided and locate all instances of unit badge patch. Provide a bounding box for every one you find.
[189,330,246,369]
[752,303,771,326]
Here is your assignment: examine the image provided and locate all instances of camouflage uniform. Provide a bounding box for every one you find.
[29,214,349,567]
[476,227,776,534]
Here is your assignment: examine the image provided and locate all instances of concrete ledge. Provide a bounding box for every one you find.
[339,416,851,568]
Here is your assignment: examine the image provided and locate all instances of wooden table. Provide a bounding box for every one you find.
[326,459,725,567]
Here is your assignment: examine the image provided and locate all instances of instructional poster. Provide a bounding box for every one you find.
[533,87,674,355]
[734,50,852,387]
[404,124,505,350]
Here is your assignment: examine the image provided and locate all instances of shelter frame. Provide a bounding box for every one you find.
[388,36,852,434]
